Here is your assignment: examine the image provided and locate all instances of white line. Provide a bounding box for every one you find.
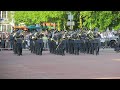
[112,59,120,61]
[93,77,120,79]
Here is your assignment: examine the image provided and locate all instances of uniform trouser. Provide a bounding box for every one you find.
[62,48,65,55]
[80,43,83,53]
[48,42,51,52]
[17,43,22,55]
[66,44,69,53]
[13,43,17,54]
[52,45,57,54]
[80,43,85,53]
[33,45,36,54]
[30,45,33,53]
[0,42,1,48]
[36,44,43,55]
[90,43,94,54]
[22,43,26,49]
[30,43,34,53]
[49,47,52,53]
[94,43,99,55]
[59,48,65,55]
[35,44,37,54]
[56,48,61,55]
[51,42,53,53]
[74,46,79,55]
[69,44,74,54]
[85,42,90,54]
[74,43,79,55]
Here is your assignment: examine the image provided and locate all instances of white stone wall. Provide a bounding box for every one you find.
[0,11,13,32]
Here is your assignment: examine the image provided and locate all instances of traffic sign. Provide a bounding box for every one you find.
[67,21,75,26]
[68,15,73,20]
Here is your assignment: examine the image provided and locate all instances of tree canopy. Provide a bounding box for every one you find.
[80,11,120,31]
[14,11,120,32]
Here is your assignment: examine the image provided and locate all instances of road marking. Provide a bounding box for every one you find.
[112,59,120,61]
[94,77,120,79]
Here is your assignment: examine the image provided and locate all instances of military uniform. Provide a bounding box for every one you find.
[56,38,66,55]
[74,39,80,55]
[65,38,69,53]
[13,38,17,54]
[52,39,57,54]
[29,35,33,53]
[13,33,17,54]
[36,38,44,55]
[93,34,101,55]
[48,38,52,53]
[85,37,90,54]
[16,36,23,56]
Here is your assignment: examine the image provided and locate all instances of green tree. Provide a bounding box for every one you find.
[80,11,120,32]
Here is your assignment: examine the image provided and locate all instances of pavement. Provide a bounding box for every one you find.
[0,48,120,79]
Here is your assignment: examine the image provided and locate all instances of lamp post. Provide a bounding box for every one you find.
[67,12,74,30]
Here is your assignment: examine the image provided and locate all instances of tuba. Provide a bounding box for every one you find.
[89,31,94,40]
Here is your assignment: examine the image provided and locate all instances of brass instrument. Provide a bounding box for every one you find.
[89,31,94,40]
[22,40,25,43]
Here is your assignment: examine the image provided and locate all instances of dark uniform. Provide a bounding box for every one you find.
[74,38,80,55]
[52,39,57,54]
[32,37,36,54]
[85,36,90,54]
[13,38,17,54]
[29,35,33,53]
[114,38,120,52]
[48,38,52,53]
[16,35,23,56]
[56,38,66,55]
[36,37,44,55]
[80,38,85,54]
[87,32,94,54]
[93,33,101,55]
[13,33,17,54]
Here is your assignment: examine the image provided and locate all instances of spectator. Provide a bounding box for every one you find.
[0,37,1,48]
[1,38,5,48]
[9,33,14,48]
[5,32,9,48]
[42,34,48,49]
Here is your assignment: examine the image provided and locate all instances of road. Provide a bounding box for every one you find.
[0,48,120,79]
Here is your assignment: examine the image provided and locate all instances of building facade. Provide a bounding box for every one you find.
[0,11,14,33]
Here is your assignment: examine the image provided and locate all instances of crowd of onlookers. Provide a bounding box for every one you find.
[0,30,49,50]
[0,31,11,48]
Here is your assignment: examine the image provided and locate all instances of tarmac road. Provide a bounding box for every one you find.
[0,48,120,79]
